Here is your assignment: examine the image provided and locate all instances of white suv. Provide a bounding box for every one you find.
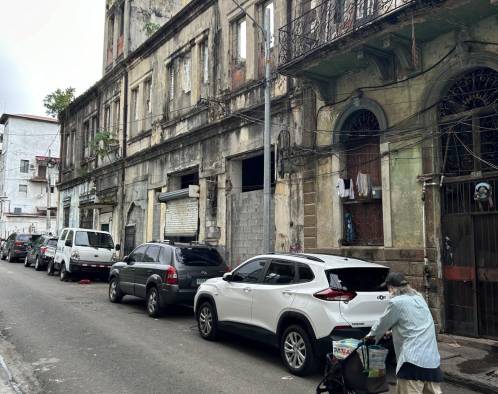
[194,253,389,376]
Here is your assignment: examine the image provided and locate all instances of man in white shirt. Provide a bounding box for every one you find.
[366,272,443,394]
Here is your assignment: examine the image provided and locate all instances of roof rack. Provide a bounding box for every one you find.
[296,253,325,263]
[267,252,325,263]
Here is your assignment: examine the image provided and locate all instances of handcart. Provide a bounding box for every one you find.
[316,339,389,394]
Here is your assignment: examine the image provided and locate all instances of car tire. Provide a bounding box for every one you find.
[109,278,123,303]
[47,260,54,276]
[34,256,42,271]
[197,301,218,341]
[24,256,31,267]
[146,287,161,317]
[280,324,317,376]
[60,263,69,282]
[7,251,15,263]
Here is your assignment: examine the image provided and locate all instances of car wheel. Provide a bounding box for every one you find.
[24,256,31,267]
[34,256,42,271]
[47,260,54,276]
[109,278,123,303]
[7,251,15,263]
[197,301,218,340]
[146,287,161,317]
[280,324,317,376]
[60,263,69,282]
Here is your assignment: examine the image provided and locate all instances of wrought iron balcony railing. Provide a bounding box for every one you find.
[278,0,418,67]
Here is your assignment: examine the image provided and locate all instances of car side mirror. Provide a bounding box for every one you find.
[124,256,132,265]
[65,239,72,247]
[115,244,121,251]
[223,272,233,282]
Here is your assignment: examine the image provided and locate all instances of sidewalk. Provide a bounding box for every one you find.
[439,335,498,394]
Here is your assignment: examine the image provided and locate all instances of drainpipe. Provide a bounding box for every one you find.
[421,179,439,302]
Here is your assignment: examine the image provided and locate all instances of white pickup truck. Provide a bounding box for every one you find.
[51,228,120,282]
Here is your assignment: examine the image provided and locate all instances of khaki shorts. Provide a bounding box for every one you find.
[396,379,442,394]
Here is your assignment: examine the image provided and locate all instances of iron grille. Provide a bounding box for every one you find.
[442,177,498,215]
[278,0,420,67]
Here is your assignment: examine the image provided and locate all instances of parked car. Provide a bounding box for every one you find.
[1,233,41,262]
[109,241,229,317]
[194,253,389,376]
[52,228,120,281]
[24,235,58,271]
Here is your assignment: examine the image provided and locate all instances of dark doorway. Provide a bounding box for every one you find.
[124,225,136,256]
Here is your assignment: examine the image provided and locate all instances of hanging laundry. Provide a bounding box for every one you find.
[344,212,355,243]
[336,177,355,199]
[356,172,372,198]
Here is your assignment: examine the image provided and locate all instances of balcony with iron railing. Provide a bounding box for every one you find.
[278,0,498,78]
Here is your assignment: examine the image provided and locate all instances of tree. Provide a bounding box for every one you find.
[43,87,75,119]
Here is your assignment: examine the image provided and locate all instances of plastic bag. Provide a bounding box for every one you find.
[358,345,389,377]
[332,338,361,360]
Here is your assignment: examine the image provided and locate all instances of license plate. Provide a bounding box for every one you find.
[196,278,207,285]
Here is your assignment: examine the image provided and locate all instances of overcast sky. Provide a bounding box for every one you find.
[0,0,105,117]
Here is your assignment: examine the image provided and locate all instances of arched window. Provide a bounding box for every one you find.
[439,68,498,176]
[340,109,383,246]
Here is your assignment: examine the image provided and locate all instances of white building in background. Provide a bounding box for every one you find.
[0,114,60,237]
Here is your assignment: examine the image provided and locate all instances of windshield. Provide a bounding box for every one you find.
[75,231,114,249]
[17,234,32,242]
[175,247,224,266]
[326,268,389,292]
[47,239,58,247]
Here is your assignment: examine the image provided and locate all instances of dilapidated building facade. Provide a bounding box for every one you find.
[59,0,300,263]
[278,0,498,338]
[59,0,498,339]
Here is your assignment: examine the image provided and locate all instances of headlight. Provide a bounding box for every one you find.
[112,252,119,262]
[71,250,80,260]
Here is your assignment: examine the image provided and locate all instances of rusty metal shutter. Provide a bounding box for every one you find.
[164,198,198,237]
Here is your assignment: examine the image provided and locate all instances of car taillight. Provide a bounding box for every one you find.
[15,241,23,246]
[40,246,48,255]
[313,288,357,302]
[165,266,178,285]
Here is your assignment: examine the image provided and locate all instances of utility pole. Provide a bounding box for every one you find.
[230,0,272,254]
[262,9,271,254]
[46,149,51,232]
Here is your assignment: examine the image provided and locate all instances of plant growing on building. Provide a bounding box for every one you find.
[92,131,120,162]
[143,21,160,37]
[43,87,75,119]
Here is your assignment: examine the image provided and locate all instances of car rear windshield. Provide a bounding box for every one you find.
[175,247,224,266]
[74,231,114,249]
[16,234,32,242]
[326,267,389,292]
[47,239,58,247]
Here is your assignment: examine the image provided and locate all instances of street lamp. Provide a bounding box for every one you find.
[230,0,272,254]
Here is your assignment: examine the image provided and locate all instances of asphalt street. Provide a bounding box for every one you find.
[0,259,478,394]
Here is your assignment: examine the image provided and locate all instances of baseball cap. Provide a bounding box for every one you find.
[381,272,408,288]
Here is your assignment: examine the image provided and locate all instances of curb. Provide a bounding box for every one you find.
[0,355,21,394]
[444,371,497,394]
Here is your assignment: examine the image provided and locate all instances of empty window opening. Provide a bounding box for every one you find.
[181,172,199,189]
[242,153,275,192]
[236,18,247,62]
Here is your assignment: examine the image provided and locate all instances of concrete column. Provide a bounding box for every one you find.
[245,3,257,81]
[146,189,155,241]
[159,185,167,241]
[198,178,207,241]
[191,40,202,106]
[331,154,343,247]
[380,142,392,247]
